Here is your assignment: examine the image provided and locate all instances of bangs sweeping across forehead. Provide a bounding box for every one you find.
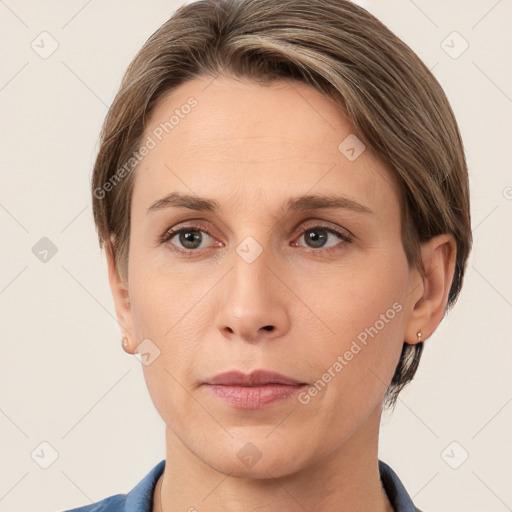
[91,0,471,409]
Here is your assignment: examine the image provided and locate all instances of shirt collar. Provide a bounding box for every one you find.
[379,460,423,512]
[123,459,165,511]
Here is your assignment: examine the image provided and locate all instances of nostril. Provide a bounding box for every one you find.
[262,325,274,331]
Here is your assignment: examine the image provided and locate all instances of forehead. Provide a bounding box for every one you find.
[145,76,355,159]
[132,75,399,215]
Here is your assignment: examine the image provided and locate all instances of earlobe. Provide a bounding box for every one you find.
[405,234,457,345]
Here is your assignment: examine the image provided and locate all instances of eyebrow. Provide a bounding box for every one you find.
[147,191,374,215]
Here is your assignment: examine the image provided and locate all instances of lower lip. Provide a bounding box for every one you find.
[204,384,305,409]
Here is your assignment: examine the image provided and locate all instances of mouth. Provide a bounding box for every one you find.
[202,369,307,409]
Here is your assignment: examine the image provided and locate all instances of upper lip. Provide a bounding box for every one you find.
[204,370,306,386]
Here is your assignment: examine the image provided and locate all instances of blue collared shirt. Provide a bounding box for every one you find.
[62,459,422,511]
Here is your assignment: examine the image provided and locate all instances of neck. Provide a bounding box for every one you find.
[154,403,393,512]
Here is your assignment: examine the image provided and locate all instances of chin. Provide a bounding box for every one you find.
[197,437,307,479]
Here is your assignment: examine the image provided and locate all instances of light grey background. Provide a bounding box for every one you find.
[0,0,511,511]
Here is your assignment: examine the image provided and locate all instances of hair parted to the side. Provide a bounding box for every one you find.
[91,0,472,410]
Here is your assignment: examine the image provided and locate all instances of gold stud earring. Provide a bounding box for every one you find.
[121,335,130,352]
[417,330,423,343]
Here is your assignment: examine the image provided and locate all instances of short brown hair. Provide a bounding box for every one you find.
[91,0,472,409]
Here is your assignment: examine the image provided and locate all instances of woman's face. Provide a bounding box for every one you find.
[118,76,424,477]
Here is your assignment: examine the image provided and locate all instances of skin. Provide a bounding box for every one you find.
[107,75,456,512]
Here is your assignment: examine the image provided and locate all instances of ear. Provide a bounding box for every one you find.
[404,234,457,344]
[105,239,137,354]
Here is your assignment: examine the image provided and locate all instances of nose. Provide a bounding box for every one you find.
[214,243,291,344]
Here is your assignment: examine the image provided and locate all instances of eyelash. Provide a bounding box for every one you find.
[159,221,353,257]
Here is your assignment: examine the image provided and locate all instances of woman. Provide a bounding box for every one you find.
[66,0,471,510]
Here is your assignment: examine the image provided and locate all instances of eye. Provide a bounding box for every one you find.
[161,225,216,253]
[293,225,352,253]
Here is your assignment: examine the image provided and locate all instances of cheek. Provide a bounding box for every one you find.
[301,254,409,402]
[127,236,197,336]
[128,268,206,357]
[127,268,207,427]
[127,255,212,374]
